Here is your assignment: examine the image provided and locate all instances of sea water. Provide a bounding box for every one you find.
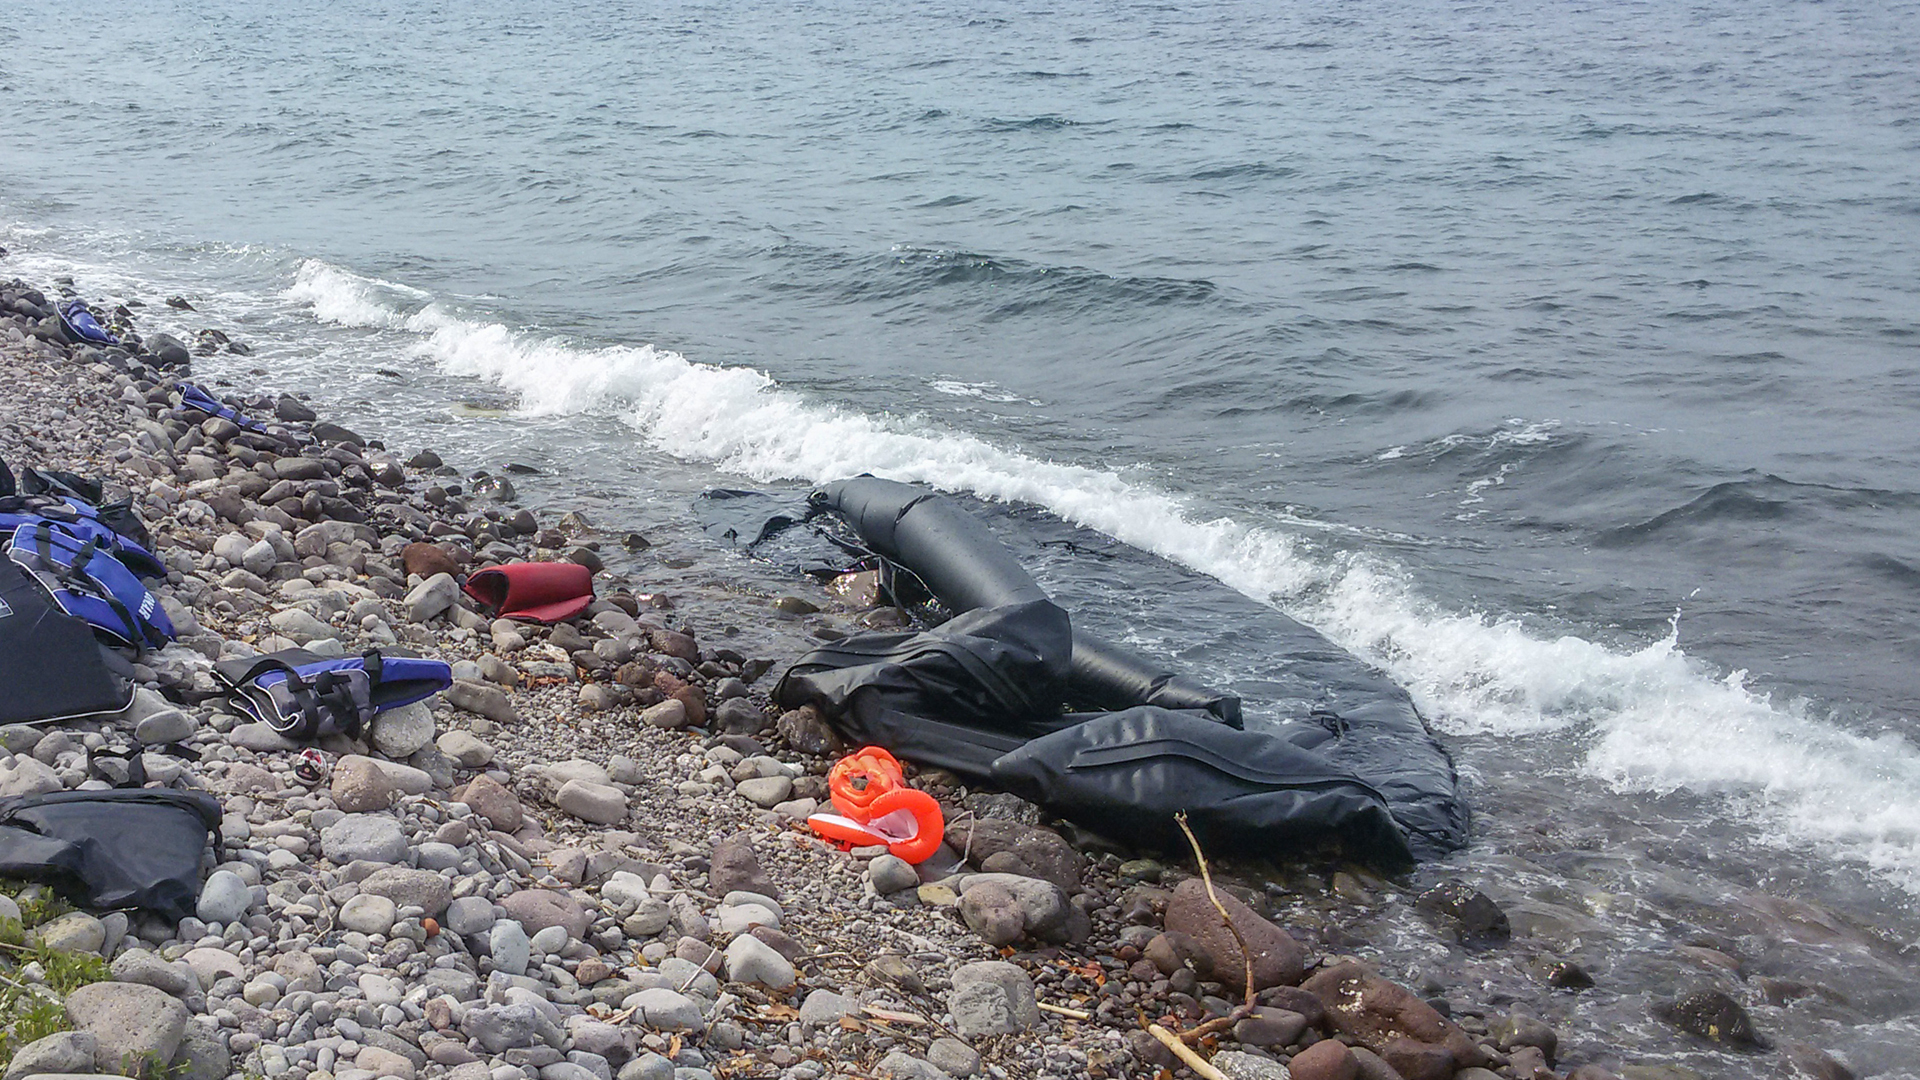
[4,0,1919,1071]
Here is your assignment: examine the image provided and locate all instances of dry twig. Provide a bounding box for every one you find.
[1147,1023,1229,1080]
[1166,811,1259,1044]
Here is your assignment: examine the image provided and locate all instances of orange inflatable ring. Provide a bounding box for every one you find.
[808,787,945,865]
[828,746,907,818]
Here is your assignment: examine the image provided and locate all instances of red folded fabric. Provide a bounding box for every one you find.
[462,561,594,623]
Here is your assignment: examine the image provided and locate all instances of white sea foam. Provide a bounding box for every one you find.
[286,260,429,328]
[282,256,1920,893]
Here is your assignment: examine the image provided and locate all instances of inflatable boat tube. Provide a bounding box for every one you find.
[812,478,1242,724]
[462,562,594,623]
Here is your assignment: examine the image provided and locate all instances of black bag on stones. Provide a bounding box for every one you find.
[0,788,222,919]
[0,559,132,724]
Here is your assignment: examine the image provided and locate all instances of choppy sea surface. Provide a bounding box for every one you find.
[5,0,1920,1072]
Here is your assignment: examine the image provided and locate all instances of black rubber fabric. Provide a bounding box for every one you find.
[775,600,1083,770]
[0,560,132,724]
[0,788,222,919]
[991,705,1421,867]
[812,478,1243,724]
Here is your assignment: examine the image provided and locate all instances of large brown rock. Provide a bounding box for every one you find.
[1288,1040,1358,1080]
[499,889,591,939]
[709,835,776,898]
[455,774,522,832]
[944,818,1085,895]
[402,542,463,579]
[1302,962,1485,1073]
[1163,878,1305,990]
[331,755,396,813]
[649,628,700,662]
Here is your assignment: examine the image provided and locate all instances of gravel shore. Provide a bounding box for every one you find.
[0,272,1777,1080]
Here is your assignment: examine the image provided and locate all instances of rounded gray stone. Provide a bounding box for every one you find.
[868,854,920,895]
[446,896,497,936]
[134,708,198,745]
[195,870,252,925]
[320,814,409,865]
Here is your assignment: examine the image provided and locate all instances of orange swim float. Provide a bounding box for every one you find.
[811,746,945,864]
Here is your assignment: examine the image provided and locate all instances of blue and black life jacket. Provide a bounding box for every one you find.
[0,559,133,724]
[5,523,175,650]
[214,648,452,741]
[57,299,119,346]
[0,497,163,579]
[177,383,267,432]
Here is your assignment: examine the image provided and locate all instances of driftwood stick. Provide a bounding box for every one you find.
[1147,1023,1228,1080]
[1170,811,1260,1043]
[1037,1001,1092,1021]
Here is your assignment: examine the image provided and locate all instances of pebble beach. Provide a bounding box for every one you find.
[0,270,1855,1080]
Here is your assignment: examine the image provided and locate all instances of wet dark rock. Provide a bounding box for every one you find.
[166,295,195,310]
[1302,962,1485,1072]
[312,421,365,446]
[649,628,699,662]
[1652,989,1765,1048]
[473,474,516,501]
[1754,976,1821,1006]
[567,546,604,573]
[146,332,192,366]
[1785,1043,1855,1080]
[1415,880,1510,942]
[408,449,444,469]
[1492,1011,1558,1063]
[1540,958,1595,989]
[1259,984,1326,1027]
[1382,1037,1457,1080]
[276,395,317,422]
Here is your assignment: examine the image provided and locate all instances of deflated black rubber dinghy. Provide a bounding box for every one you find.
[813,478,1243,725]
[737,478,1466,864]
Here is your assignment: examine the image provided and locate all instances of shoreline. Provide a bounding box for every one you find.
[0,267,1793,1080]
